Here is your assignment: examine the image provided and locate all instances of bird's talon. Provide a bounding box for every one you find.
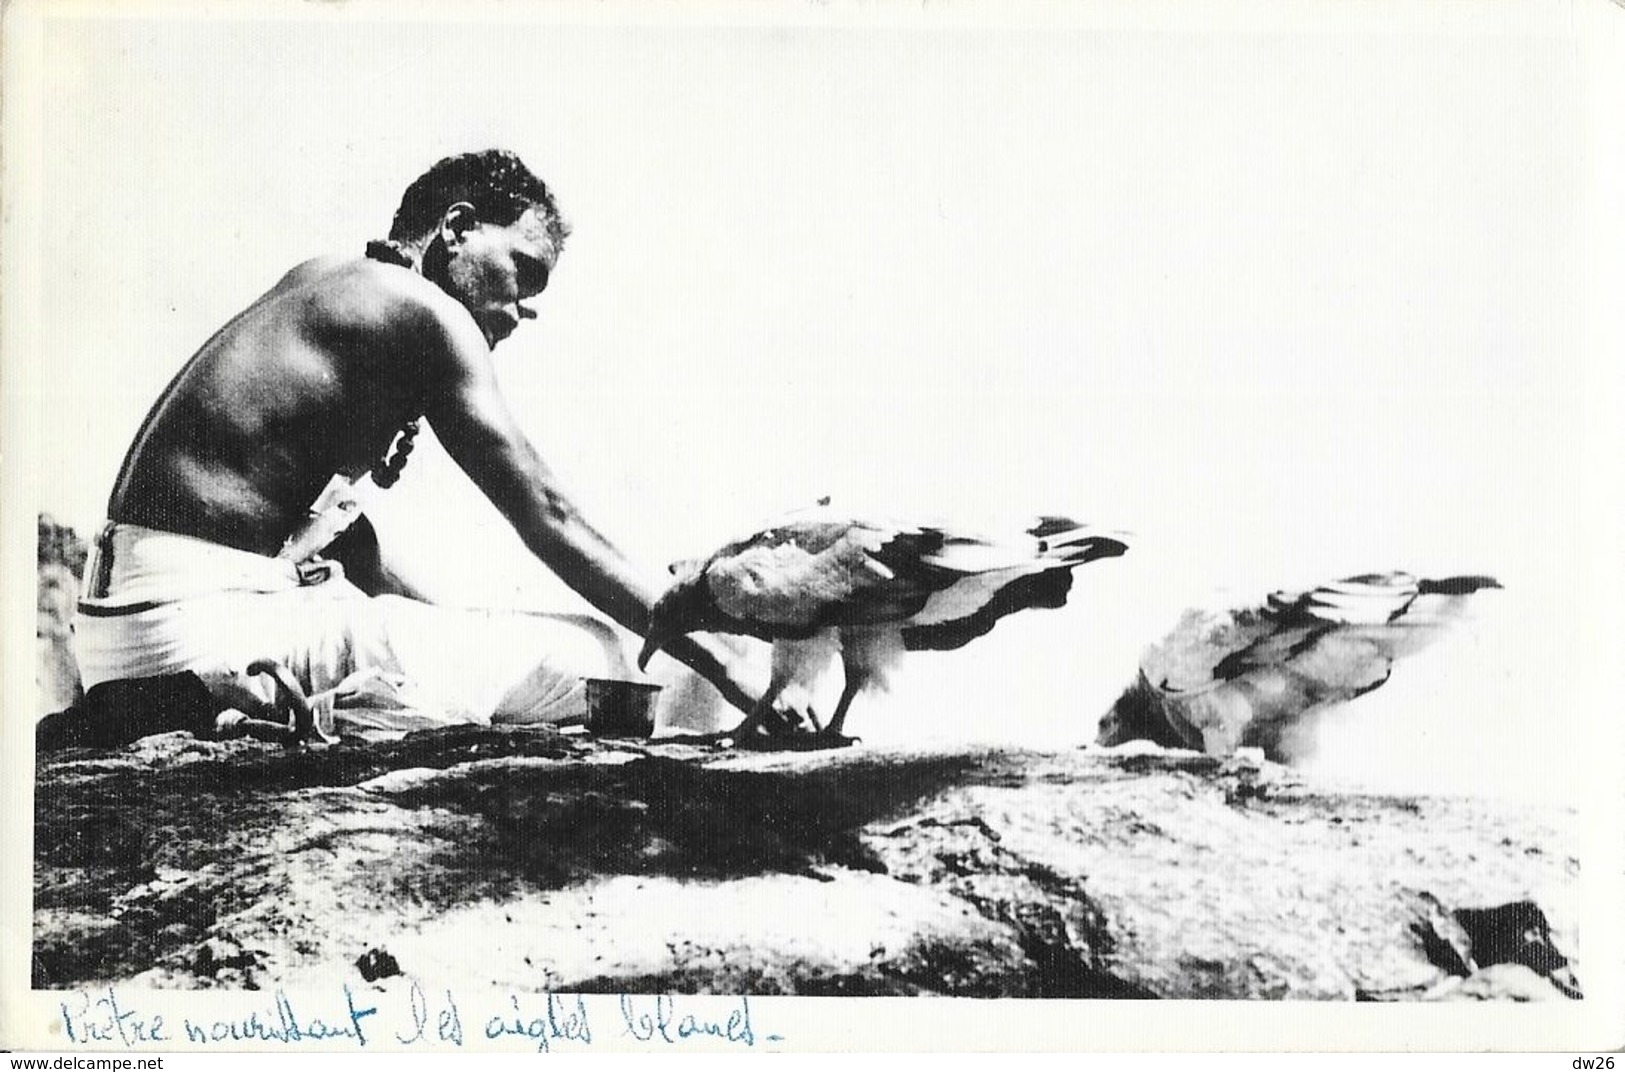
[752,728,860,752]
[728,732,783,752]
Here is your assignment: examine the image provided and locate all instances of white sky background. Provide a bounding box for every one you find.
[18,3,1613,800]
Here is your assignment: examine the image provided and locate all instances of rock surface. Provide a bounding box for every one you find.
[33,727,1582,1000]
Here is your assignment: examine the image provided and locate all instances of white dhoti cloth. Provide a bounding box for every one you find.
[73,523,632,735]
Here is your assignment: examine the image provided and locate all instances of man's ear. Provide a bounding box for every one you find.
[438,202,479,246]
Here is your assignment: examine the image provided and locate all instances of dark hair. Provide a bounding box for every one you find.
[388,149,569,248]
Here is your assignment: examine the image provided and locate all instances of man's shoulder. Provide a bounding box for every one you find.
[281,253,433,307]
[283,254,471,339]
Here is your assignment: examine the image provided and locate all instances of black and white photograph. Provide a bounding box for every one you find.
[3,0,1622,1054]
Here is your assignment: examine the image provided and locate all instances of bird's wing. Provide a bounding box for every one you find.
[899,523,1126,651]
[1142,623,1394,758]
[1209,622,1329,680]
[1274,631,1396,697]
[1273,572,1497,659]
[917,521,1126,574]
[900,568,1075,651]
[1213,575,1425,680]
[703,519,951,630]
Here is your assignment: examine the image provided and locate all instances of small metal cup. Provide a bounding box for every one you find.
[582,678,663,738]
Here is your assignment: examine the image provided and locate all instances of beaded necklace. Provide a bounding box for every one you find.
[364,240,422,489]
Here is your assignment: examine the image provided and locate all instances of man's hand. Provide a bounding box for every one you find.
[756,698,821,737]
[673,633,820,738]
[721,666,822,737]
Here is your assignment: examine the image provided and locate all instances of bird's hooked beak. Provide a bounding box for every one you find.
[640,567,708,672]
[637,630,664,673]
[638,585,688,672]
[638,611,693,672]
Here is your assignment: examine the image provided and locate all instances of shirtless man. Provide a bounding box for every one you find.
[71,149,770,736]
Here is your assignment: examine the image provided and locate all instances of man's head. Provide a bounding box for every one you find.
[390,150,571,346]
[390,149,568,248]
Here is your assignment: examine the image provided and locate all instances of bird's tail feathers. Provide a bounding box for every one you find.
[1027,515,1087,540]
[1027,517,1131,565]
[1416,574,1503,596]
[1267,571,1502,628]
[1297,578,1419,625]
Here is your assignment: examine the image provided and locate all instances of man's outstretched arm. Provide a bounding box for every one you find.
[412,299,763,714]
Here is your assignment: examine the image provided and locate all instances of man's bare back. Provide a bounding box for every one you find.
[109,256,457,557]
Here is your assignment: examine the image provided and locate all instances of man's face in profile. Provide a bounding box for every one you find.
[440,205,558,347]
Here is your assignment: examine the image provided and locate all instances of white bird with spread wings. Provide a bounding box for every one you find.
[1097,571,1504,760]
[638,506,1128,747]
